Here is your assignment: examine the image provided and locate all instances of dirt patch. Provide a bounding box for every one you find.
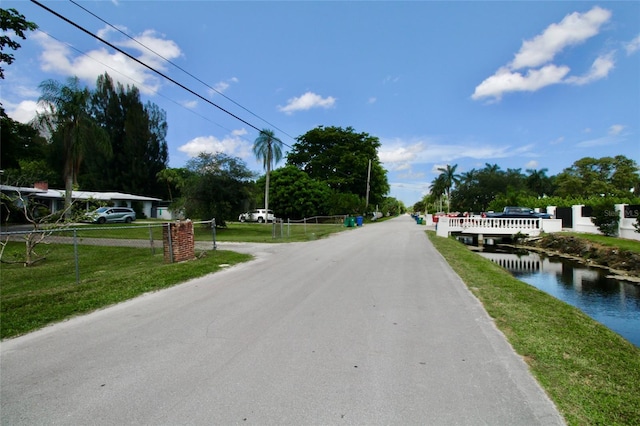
[525,234,640,279]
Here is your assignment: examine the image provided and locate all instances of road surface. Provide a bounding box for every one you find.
[1,216,564,425]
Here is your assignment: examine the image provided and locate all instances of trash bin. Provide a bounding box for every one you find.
[356,216,363,227]
[417,217,423,225]
[344,216,355,227]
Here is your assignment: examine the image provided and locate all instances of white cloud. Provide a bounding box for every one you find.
[525,160,539,169]
[380,137,535,174]
[180,100,198,109]
[625,35,640,55]
[608,124,625,135]
[565,53,615,85]
[32,27,182,95]
[277,92,336,114]
[472,6,613,101]
[368,97,377,104]
[177,130,251,159]
[5,100,42,124]
[510,6,611,70]
[472,65,570,100]
[575,126,626,147]
[210,77,239,95]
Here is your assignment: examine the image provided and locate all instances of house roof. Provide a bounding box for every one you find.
[1,186,161,202]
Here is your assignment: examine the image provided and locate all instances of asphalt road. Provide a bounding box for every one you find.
[1,216,565,425]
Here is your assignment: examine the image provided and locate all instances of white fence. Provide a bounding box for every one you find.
[434,204,639,241]
[435,217,562,238]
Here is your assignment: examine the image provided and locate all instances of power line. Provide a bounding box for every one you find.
[37,29,246,141]
[31,0,266,136]
[67,0,297,144]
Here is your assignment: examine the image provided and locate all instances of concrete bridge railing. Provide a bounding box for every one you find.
[435,217,563,238]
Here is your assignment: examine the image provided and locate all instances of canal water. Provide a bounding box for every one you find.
[478,248,640,348]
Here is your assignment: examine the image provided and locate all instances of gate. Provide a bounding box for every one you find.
[555,207,573,228]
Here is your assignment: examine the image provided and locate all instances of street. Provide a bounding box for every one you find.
[1,216,564,425]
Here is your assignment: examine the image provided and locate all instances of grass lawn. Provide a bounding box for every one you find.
[0,242,252,339]
[564,232,640,252]
[427,231,640,426]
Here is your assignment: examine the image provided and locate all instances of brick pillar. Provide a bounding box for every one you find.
[163,220,195,263]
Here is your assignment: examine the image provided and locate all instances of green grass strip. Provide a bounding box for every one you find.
[427,231,640,426]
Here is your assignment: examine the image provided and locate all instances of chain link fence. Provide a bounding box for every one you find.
[0,220,218,285]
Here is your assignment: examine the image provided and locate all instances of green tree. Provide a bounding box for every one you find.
[35,77,110,215]
[436,164,461,213]
[555,156,640,198]
[526,168,554,197]
[429,174,447,212]
[287,126,389,208]
[156,168,188,202]
[182,152,256,224]
[83,73,168,197]
[253,129,283,219]
[0,7,37,114]
[259,165,330,219]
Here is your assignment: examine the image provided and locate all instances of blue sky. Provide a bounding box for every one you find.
[2,1,639,206]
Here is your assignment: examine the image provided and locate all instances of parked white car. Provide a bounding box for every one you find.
[238,209,274,223]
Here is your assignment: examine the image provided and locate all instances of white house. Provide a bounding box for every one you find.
[1,182,164,219]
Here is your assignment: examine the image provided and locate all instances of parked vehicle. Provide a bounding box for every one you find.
[238,209,274,223]
[485,206,552,219]
[84,207,136,224]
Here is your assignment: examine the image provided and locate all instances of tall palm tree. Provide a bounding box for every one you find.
[35,77,109,215]
[252,129,283,219]
[437,164,461,213]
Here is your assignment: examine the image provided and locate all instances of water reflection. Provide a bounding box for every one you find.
[479,248,640,348]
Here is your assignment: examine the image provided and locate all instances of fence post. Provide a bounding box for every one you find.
[287,218,290,237]
[149,224,155,255]
[73,228,80,284]
[166,223,174,263]
[211,218,217,250]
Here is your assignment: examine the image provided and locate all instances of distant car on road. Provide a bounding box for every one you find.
[85,207,136,224]
[485,206,552,219]
[238,209,274,223]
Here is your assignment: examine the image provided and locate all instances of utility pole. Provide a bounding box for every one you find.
[365,159,372,209]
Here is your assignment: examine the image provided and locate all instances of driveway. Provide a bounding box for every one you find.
[0,216,564,425]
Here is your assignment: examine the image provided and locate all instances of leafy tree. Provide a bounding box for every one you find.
[526,168,554,197]
[429,174,447,212]
[590,203,620,237]
[156,168,188,202]
[287,126,389,207]
[83,73,168,197]
[253,129,283,217]
[0,115,49,179]
[379,196,404,216]
[555,156,640,198]
[182,152,255,224]
[0,7,37,115]
[436,164,461,213]
[35,77,110,215]
[258,165,330,219]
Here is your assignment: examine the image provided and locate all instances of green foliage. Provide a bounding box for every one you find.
[82,73,168,198]
[182,152,256,224]
[257,165,330,219]
[554,156,639,198]
[0,7,38,82]
[287,126,389,206]
[590,203,620,237]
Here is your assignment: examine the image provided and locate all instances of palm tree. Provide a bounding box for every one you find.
[253,129,283,219]
[35,77,110,215]
[437,164,461,213]
[526,168,550,197]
